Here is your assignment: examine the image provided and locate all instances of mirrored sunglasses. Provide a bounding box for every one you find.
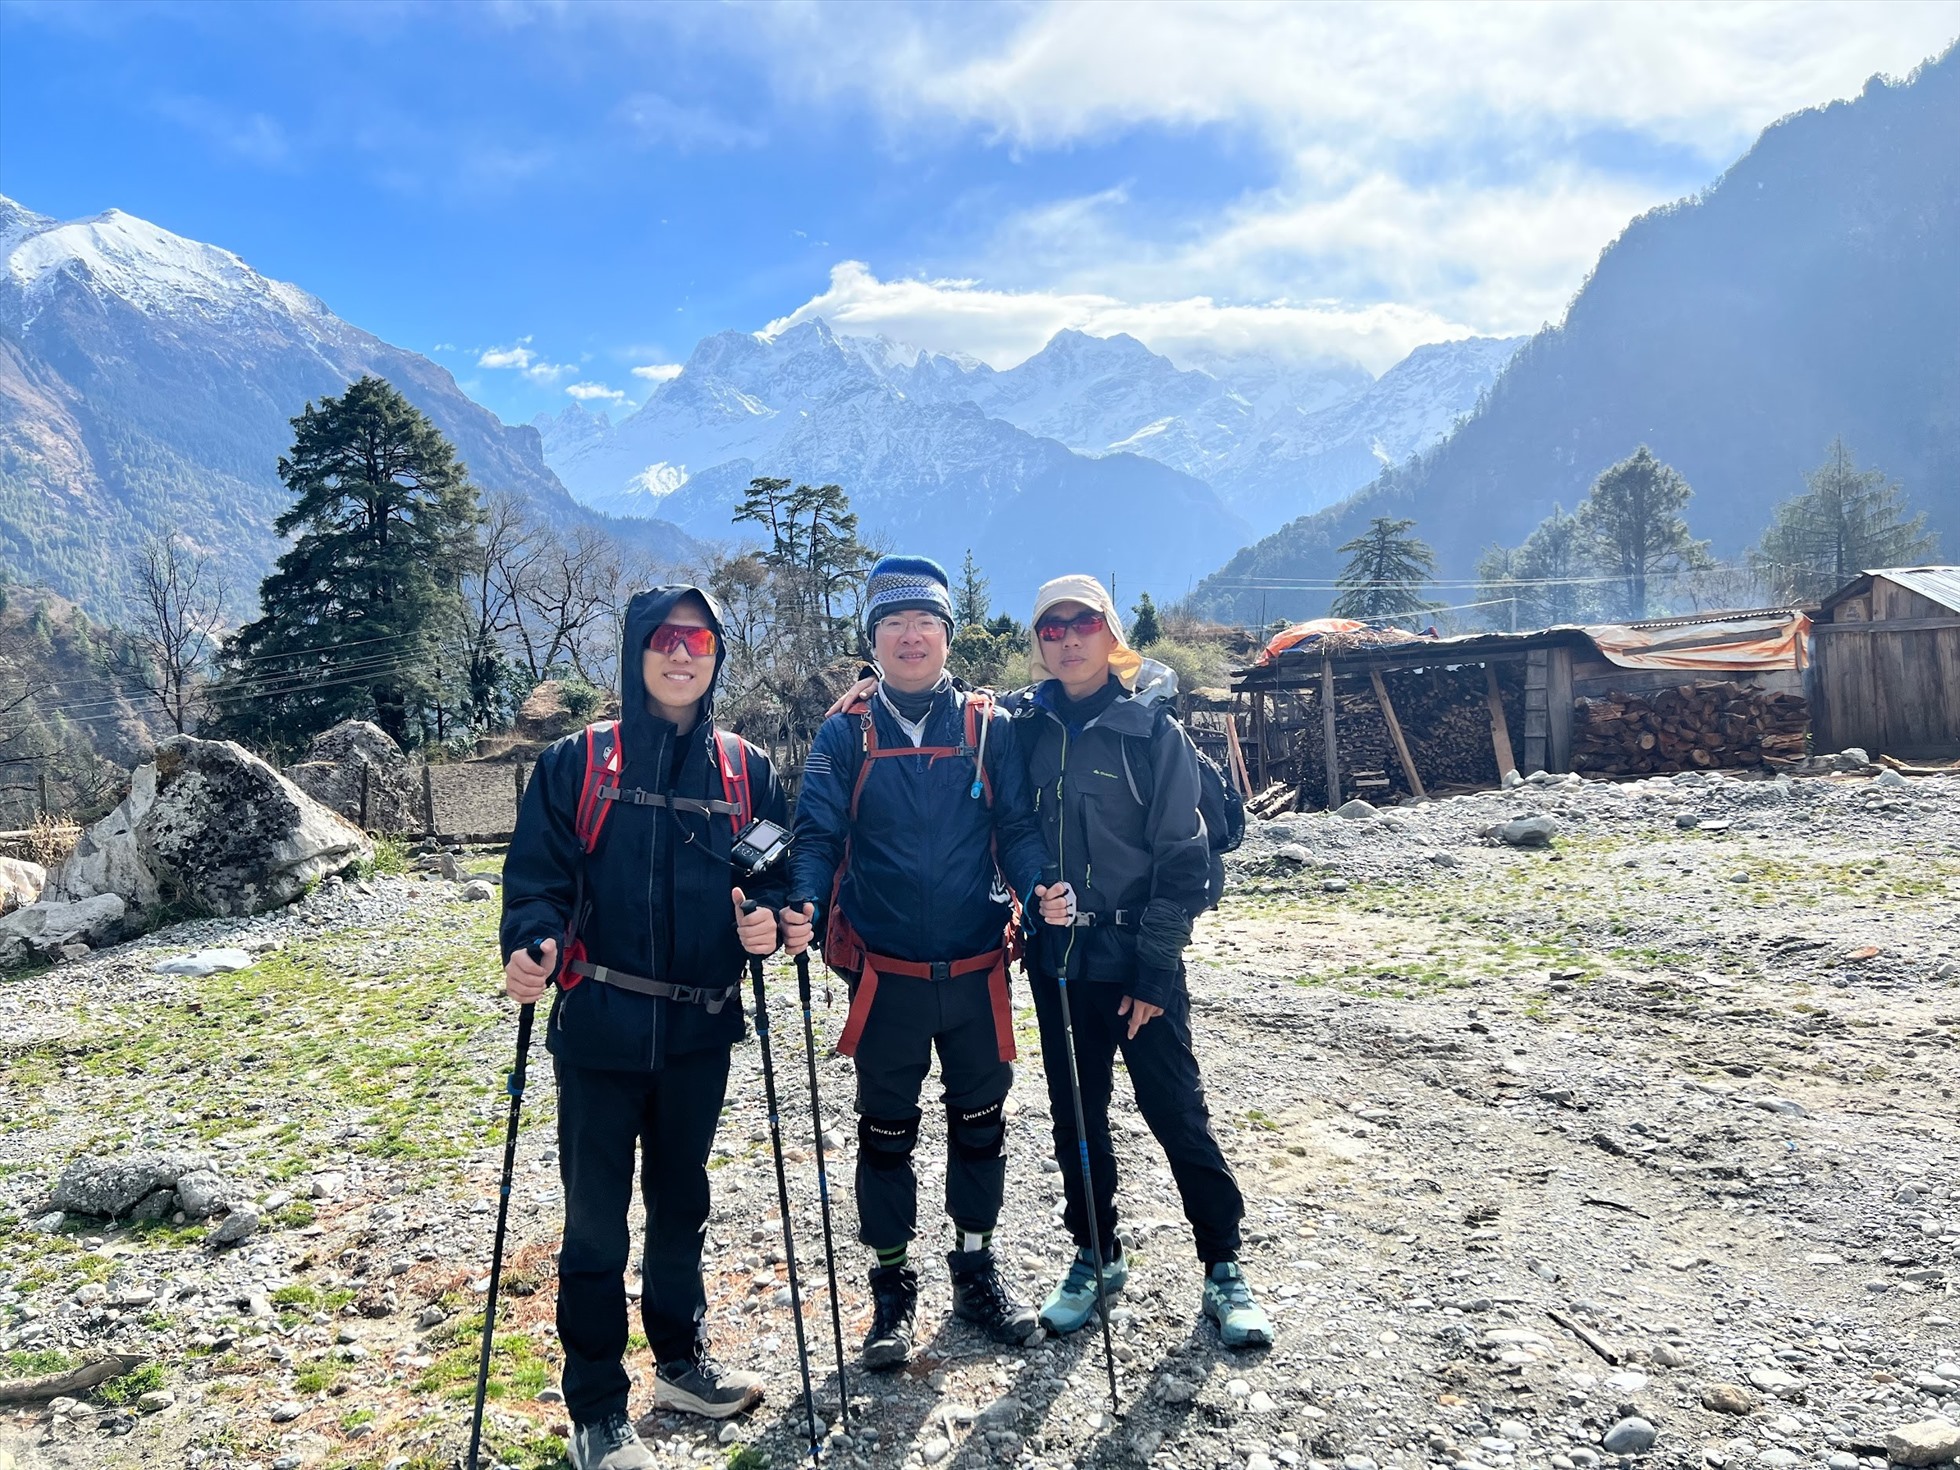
[1036,610,1109,642]
[647,623,718,658]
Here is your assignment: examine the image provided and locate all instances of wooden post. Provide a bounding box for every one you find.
[1485,663,1518,780]
[421,766,436,838]
[1321,656,1341,810]
[1369,669,1426,800]
[1223,716,1252,796]
[1249,692,1267,791]
[514,762,528,814]
[1523,648,1550,774]
[37,769,49,818]
[358,765,370,829]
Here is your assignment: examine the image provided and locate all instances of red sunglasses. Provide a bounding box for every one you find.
[647,623,718,658]
[1036,610,1109,642]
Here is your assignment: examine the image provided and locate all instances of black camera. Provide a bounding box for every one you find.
[732,817,792,877]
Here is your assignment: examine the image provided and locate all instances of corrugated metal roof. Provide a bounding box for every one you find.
[1870,565,1960,614]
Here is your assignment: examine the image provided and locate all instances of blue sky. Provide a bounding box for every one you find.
[4,1,1955,425]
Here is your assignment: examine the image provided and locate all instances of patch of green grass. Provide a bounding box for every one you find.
[96,1362,166,1405]
[1244,1109,1280,1132]
[294,1361,345,1394]
[272,1199,318,1229]
[338,1407,375,1431]
[126,1218,209,1248]
[727,1450,768,1470]
[364,835,413,878]
[271,1284,319,1309]
[5,1348,74,1376]
[414,1323,550,1401]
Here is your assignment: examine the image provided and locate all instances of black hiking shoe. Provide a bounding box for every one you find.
[862,1264,918,1371]
[948,1247,1041,1346]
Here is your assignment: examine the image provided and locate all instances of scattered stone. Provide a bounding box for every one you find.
[1276,844,1310,865]
[1652,1343,1689,1367]
[0,854,46,915]
[269,1401,305,1423]
[0,893,127,969]
[136,1389,174,1414]
[1489,814,1558,847]
[1601,1418,1657,1455]
[460,879,496,901]
[1320,878,1349,893]
[919,1435,951,1464]
[1884,1420,1960,1468]
[1747,1368,1803,1399]
[1751,1096,1809,1118]
[209,1204,261,1245]
[47,1152,213,1219]
[1874,767,1910,789]
[172,1170,230,1220]
[1337,799,1378,820]
[1702,1384,1757,1415]
[152,949,256,976]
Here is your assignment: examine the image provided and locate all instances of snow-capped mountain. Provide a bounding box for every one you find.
[538,313,1520,593]
[0,195,693,617]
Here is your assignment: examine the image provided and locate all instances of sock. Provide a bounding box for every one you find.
[874,1243,908,1270]
[957,1229,993,1254]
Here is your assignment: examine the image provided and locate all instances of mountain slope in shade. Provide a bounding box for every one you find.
[1193,48,1960,623]
[0,196,696,618]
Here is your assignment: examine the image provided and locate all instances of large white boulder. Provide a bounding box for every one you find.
[0,854,46,915]
[0,893,126,969]
[46,736,372,920]
[284,719,421,832]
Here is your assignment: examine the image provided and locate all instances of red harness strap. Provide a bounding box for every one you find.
[835,945,1016,1063]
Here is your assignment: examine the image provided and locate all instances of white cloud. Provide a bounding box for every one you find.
[768,260,1476,374]
[478,336,576,383]
[631,362,684,381]
[566,381,628,405]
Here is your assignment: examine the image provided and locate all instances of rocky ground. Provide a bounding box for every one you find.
[0,765,1956,1470]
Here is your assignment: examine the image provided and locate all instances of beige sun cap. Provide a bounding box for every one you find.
[1030,573,1146,688]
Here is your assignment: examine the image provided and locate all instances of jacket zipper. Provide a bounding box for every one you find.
[1056,725,1078,979]
[647,727,665,1069]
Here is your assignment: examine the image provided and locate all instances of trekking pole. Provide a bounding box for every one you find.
[789,903,852,1429]
[744,905,824,1464]
[466,940,544,1470]
[1044,872,1122,1414]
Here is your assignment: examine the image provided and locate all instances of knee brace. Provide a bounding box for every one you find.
[947,1097,1007,1162]
[858,1112,921,1171]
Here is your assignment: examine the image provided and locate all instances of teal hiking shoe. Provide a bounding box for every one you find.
[1201,1262,1274,1348]
[1038,1246,1129,1335]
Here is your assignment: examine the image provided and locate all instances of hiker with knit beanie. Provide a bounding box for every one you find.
[1013,574,1274,1351]
[782,555,1050,1369]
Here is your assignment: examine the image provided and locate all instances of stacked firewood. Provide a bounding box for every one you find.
[1572,681,1808,775]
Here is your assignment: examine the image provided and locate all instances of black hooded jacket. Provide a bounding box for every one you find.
[500,586,788,1072]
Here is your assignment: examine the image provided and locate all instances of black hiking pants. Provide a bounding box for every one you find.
[1027,965,1244,1266]
[554,1046,730,1426]
[850,970,1014,1251]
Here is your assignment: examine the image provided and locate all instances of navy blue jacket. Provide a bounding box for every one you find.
[500,586,787,1072]
[790,685,1046,966]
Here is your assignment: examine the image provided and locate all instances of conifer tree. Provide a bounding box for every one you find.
[955,550,991,628]
[1330,517,1440,621]
[212,377,483,753]
[1749,439,1937,604]
[1130,591,1162,646]
[1575,446,1710,619]
[1475,504,1596,629]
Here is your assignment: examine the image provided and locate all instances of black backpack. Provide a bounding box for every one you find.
[1129,704,1245,912]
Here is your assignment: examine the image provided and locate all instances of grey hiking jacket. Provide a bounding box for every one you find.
[1010,661,1212,1008]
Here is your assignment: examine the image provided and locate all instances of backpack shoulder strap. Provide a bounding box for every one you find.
[714,729,752,836]
[964,690,996,807]
[574,720,621,854]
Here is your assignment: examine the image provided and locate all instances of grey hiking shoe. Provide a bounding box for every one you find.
[567,1411,657,1470]
[1038,1245,1128,1335]
[651,1354,763,1419]
[1201,1261,1274,1348]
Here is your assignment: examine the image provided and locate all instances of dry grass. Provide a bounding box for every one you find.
[0,813,82,871]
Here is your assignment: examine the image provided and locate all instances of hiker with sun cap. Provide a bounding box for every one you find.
[1012,573,1275,1351]
[499,586,789,1470]
[780,554,1051,1371]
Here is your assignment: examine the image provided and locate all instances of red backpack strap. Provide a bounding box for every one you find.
[574,721,621,854]
[847,700,878,823]
[714,729,752,836]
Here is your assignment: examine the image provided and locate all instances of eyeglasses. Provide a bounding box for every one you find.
[647,623,718,658]
[1036,610,1109,642]
[874,612,946,638]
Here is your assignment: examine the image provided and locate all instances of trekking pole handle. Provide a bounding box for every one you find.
[788,896,816,1004]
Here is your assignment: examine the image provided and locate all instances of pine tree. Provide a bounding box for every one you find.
[1749,439,1937,604]
[1130,591,1162,647]
[1475,504,1596,629]
[955,550,991,628]
[211,377,483,753]
[1330,517,1440,621]
[1575,447,1711,619]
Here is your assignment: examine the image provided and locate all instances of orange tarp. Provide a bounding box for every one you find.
[1584,612,1811,671]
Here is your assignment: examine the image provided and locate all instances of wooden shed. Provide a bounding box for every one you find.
[1810,567,1960,759]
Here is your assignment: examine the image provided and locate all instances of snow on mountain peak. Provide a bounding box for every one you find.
[3,196,328,326]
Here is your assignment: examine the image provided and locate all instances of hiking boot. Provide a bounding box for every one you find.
[1039,1245,1129,1335]
[862,1263,918,1371]
[651,1354,763,1419]
[1201,1261,1274,1349]
[948,1247,1041,1346]
[567,1411,657,1470]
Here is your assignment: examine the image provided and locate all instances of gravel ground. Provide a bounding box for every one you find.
[1,766,1956,1470]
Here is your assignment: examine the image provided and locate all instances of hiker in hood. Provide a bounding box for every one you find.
[501,586,787,1470]
[780,554,1050,1371]
[1013,574,1274,1350]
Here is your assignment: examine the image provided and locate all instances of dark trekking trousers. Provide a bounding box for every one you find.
[1027,964,1243,1265]
[554,1047,731,1426]
[850,971,1014,1249]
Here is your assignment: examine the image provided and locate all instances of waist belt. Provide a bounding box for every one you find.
[594,785,742,819]
[1067,909,1133,928]
[568,960,738,1015]
[836,945,1016,1064]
